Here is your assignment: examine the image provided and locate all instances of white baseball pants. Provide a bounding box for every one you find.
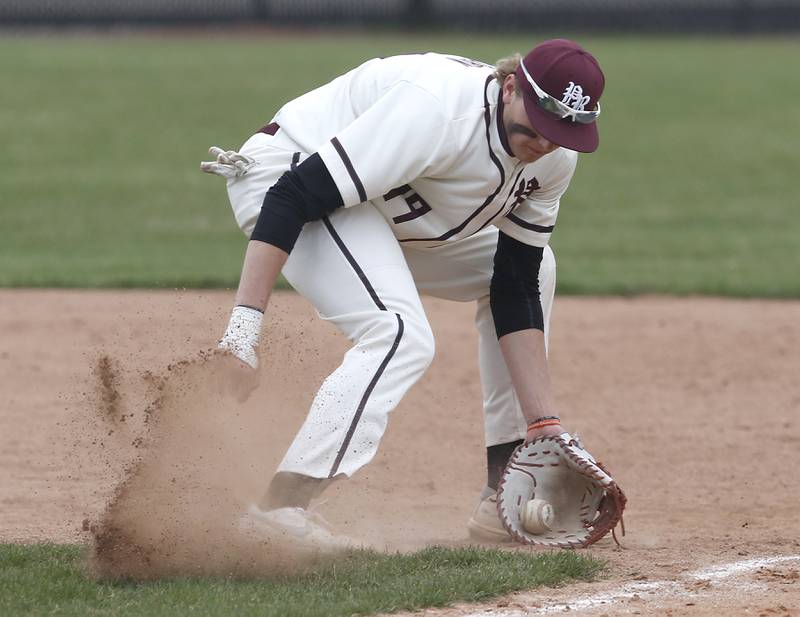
[226,132,555,480]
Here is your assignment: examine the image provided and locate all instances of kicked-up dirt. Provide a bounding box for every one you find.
[0,289,798,615]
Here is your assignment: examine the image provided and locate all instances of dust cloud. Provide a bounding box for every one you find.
[83,347,354,580]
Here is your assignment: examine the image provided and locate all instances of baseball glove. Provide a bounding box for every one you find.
[497,432,626,548]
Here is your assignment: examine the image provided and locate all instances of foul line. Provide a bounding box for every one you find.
[463,554,800,616]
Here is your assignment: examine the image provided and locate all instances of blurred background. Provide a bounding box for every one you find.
[2,0,799,32]
[1,2,798,295]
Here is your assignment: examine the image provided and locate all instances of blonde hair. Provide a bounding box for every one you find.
[494,53,521,86]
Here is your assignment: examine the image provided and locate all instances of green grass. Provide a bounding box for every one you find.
[0,543,602,616]
[1,33,798,295]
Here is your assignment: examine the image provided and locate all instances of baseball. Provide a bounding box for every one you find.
[522,499,554,534]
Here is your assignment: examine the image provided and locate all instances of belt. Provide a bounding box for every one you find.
[258,122,280,135]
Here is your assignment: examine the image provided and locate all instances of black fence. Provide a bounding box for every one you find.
[2,0,799,33]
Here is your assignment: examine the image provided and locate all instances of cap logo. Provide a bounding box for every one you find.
[561,82,591,112]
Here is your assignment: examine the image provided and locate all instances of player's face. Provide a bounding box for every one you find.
[502,75,560,163]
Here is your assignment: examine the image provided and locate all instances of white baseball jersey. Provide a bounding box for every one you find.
[222,52,573,482]
[272,53,577,249]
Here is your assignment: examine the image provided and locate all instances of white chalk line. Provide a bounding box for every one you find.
[463,554,800,616]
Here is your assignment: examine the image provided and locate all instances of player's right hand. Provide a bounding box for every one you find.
[216,305,263,402]
[218,336,259,370]
[218,305,262,369]
[214,348,260,404]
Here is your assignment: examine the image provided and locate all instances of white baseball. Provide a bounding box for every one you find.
[522,499,554,534]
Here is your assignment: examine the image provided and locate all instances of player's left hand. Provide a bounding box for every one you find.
[525,422,565,442]
[200,146,257,178]
[497,432,626,548]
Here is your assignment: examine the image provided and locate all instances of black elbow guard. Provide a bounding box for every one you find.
[490,233,545,338]
[250,153,343,253]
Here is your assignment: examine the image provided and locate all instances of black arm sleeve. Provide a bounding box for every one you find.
[250,153,344,253]
[489,232,545,339]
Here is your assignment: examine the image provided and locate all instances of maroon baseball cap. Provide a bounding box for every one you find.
[515,39,605,153]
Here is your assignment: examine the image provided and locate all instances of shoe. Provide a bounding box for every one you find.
[239,504,360,555]
[467,489,512,542]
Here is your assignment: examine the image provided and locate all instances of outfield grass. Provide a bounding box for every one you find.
[0,543,602,616]
[1,33,797,295]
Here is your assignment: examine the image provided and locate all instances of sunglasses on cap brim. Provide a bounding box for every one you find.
[519,60,601,125]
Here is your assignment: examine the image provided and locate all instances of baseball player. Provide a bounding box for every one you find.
[202,38,605,552]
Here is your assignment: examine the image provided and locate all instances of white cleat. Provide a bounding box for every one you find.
[467,491,512,543]
[239,504,361,555]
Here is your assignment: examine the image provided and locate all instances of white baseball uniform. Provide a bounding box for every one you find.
[225,53,577,480]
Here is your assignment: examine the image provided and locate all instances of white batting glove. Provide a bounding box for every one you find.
[219,305,263,369]
[200,146,257,178]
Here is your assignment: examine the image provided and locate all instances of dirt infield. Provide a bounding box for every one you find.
[1,290,798,614]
